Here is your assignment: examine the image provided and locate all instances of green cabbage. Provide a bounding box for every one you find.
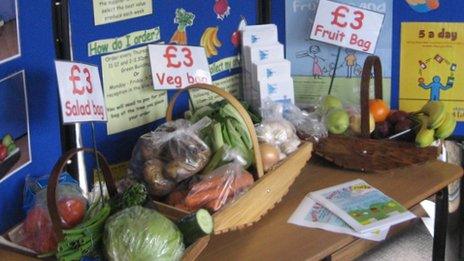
[104,206,184,261]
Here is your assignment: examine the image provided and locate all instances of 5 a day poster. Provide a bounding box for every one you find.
[285,0,392,106]
[400,22,464,121]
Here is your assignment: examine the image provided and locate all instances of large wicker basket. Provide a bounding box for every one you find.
[314,56,439,172]
[150,83,313,234]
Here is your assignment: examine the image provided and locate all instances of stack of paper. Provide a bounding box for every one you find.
[288,179,416,241]
[240,24,295,112]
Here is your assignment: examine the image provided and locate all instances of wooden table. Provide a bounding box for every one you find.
[197,158,463,261]
[0,158,462,260]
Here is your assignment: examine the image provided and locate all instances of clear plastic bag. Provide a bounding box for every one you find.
[167,161,254,213]
[128,118,212,197]
[255,100,301,155]
[10,173,87,254]
[104,206,185,261]
[283,102,328,143]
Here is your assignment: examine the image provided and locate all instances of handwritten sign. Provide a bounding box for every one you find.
[148,44,212,90]
[310,0,384,53]
[55,61,107,123]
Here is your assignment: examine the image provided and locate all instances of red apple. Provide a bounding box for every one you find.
[0,145,7,161]
[231,31,240,47]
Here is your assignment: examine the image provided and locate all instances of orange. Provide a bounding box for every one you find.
[426,0,439,10]
[369,99,390,122]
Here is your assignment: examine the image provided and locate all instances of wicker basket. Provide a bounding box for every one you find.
[150,83,313,234]
[1,148,209,261]
[314,56,439,172]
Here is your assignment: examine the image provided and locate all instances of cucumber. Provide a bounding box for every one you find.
[177,209,213,246]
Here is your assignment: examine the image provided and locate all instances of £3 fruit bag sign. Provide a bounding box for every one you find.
[310,0,385,54]
[55,61,107,123]
[148,44,212,90]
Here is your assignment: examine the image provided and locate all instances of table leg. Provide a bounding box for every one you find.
[433,187,449,261]
[460,178,464,260]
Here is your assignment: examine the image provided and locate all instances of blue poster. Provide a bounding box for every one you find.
[285,0,392,106]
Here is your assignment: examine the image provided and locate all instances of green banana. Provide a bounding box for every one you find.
[415,114,436,148]
[419,101,446,129]
[434,112,456,139]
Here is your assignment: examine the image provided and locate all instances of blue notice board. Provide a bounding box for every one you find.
[67,0,259,166]
[273,0,464,138]
[0,0,62,232]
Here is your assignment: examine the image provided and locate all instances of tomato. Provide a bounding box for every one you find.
[57,197,86,228]
[24,207,50,233]
[369,99,390,123]
[0,145,7,161]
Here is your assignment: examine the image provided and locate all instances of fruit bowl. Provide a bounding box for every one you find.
[0,148,20,179]
[315,56,440,172]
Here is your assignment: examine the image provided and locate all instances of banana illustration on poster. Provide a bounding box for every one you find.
[400,23,464,122]
[286,0,392,106]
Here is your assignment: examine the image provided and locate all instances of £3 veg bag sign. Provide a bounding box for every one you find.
[55,61,107,123]
[148,44,212,90]
[310,0,385,54]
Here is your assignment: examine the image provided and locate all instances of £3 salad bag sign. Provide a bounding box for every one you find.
[55,60,107,123]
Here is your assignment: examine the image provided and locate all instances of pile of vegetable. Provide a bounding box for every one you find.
[129,118,212,198]
[189,101,260,171]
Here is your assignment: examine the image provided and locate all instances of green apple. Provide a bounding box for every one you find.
[322,95,343,113]
[2,134,13,147]
[326,108,350,134]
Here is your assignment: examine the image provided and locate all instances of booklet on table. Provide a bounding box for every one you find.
[288,197,389,241]
[309,179,416,234]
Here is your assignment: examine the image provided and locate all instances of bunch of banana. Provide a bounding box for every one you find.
[413,101,456,148]
[200,27,222,57]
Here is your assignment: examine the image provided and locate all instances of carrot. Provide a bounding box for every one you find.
[167,190,187,206]
[190,175,227,194]
[185,186,229,209]
[185,172,254,211]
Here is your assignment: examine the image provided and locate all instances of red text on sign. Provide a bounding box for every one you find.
[155,72,210,89]
[163,45,194,68]
[65,100,105,120]
[69,65,93,95]
[331,6,364,30]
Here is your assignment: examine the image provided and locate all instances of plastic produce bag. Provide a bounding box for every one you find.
[167,162,254,213]
[255,100,301,155]
[104,206,185,261]
[128,118,212,197]
[283,102,327,143]
[10,173,87,254]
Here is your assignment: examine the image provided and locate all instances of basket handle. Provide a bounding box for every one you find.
[47,148,117,240]
[166,83,264,180]
[360,55,383,138]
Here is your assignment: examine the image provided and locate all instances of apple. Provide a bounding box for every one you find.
[372,121,392,139]
[321,95,343,114]
[231,31,240,47]
[0,145,7,161]
[387,110,409,125]
[2,134,13,147]
[326,108,349,134]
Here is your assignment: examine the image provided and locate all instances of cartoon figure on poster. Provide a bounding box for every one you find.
[417,54,456,101]
[344,49,357,78]
[296,45,326,79]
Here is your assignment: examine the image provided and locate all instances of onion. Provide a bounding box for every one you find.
[259,143,280,171]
